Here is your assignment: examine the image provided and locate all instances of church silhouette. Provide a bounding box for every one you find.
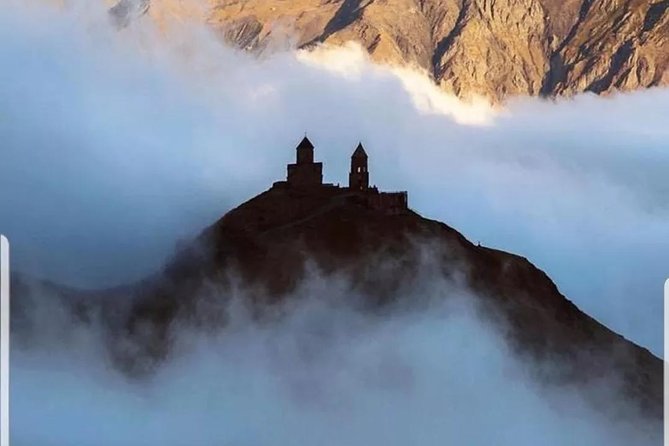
[274,136,408,214]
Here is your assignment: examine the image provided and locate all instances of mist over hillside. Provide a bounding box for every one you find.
[0,2,667,444]
[11,272,662,446]
[3,1,667,353]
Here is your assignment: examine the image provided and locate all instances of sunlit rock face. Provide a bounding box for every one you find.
[128,0,669,102]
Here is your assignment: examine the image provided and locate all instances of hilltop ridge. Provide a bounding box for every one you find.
[116,137,662,420]
[13,137,663,422]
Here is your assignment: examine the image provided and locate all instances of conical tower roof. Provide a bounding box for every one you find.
[352,143,367,158]
[296,136,314,150]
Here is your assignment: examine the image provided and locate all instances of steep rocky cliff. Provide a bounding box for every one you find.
[134,0,669,101]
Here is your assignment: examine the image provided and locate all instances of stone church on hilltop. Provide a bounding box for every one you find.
[274,136,408,214]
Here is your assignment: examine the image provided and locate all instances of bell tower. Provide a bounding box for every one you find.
[286,136,323,188]
[349,143,369,191]
[296,136,314,164]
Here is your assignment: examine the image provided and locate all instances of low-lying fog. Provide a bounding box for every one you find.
[12,270,661,446]
[0,1,666,444]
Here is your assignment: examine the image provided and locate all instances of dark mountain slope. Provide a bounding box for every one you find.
[12,140,662,420]
[105,183,661,419]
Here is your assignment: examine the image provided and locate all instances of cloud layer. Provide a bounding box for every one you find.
[11,272,661,446]
[0,0,666,356]
[1,3,666,443]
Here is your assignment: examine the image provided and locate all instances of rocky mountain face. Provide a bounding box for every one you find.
[135,0,669,101]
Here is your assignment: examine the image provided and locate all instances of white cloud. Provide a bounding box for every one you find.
[1,3,667,443]
[0,0,666,357]
[297,42,496,125]
[11,273,661,446]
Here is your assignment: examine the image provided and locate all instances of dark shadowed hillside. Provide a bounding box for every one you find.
[15,137,661,423]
